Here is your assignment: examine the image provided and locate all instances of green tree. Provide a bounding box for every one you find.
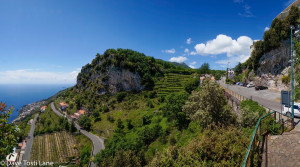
[116,118,124,130]
[116,92,126,102]
[162,92,190,129]
[198,63,210,74]
[184,78,200,94]
[183,79,237,128]
[286,6,300,27]
[149,126,249,167]
[111,150,143,167]
[0,102,18,161]
[80,145,91,166]
[78,116,92,131]
[126,119,134,130]
[70,119,76,133]
[92,110,100,118]
[234,62,243,75]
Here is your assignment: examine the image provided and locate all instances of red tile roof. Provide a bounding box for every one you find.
[40,105,47,110]
[60,102,68,107]
[78,110,86,115]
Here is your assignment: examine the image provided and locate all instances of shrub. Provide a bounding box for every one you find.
[158,95,165,103]
[103,105,109,113]
[107,114,115,123]
[116,92,126,102]
[78,116,92,131]
[281,75,290,85]
[184,78,200,94]
[126,119,134,130]
[183,79,237,128]
[147,99,154,108]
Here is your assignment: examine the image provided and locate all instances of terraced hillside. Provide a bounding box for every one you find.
[154,73,194,95]
[30,131,79,164]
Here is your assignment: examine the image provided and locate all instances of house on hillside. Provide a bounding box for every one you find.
[72,109,86,119]
[40,105,47,112]
[227,69,235,80]
[60,102,69,111]
[200,75,216,85]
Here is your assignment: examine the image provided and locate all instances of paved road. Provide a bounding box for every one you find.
[21,114,39,167]
[220,80,300,123]
[220,82,282,111]
[51,102,104,167]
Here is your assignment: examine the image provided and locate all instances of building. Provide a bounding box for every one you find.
[78,109,86,115]
[227,69,235,80]
[60,102,69,111]
[73,113,80,119]
[199,75,216,84]
[72,109,86,119]
[27,119,33,125]
[40,105,47,112]
[276,0,300,20]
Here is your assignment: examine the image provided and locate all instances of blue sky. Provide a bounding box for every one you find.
[0,0,295,84]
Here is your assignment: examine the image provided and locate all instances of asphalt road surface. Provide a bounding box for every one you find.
[51,102,104,167]
[220,82,282,111]
[21,114,39,167]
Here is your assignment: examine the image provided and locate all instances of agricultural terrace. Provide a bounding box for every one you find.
[154,73,194,96]
[30,131,79,164]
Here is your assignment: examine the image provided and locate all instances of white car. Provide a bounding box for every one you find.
[247,81,255,88]
[282,103,300,117]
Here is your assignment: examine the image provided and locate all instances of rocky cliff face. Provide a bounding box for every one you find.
[97,67,144,95]
[254,67,290,92]
[77,66,144,95]
[257,40,291,76]
[253,38,300,91]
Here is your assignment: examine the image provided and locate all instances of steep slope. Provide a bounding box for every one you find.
[76,48,187,94]
[169,62,191,69]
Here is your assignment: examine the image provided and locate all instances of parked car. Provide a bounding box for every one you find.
[236,82,241,85]
[282,103,300,117]
[255,86,268,90]
[242,83,247,87]
[247,81,255,88]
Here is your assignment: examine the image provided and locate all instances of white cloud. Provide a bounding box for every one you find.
[169,56,188,63]
[190,61,196,65]
[0,69,80,84]
[189,65,196,69]
[191,34,253,57]
[163,48,176,54]
[239,4,254,17]
[216,54,250,66]
[186,38,192,44]
[191,34,253,66]
[184,48,189,53]
[264,27,270,31]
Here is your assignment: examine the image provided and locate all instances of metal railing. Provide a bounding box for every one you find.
[223,88,294,167]
[241,110,293,167]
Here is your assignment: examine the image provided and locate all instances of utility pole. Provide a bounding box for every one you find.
[227,62,230,89]
[290,25,295,128]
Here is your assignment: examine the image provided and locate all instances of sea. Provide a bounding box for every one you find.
[0,84,73,122]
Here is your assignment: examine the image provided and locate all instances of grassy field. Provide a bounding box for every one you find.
[30,131,79,164]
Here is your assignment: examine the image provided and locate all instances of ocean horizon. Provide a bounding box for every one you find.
[0,84,74,122]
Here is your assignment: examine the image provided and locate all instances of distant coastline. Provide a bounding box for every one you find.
[0,84,72,122]
[11,100,46,124]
